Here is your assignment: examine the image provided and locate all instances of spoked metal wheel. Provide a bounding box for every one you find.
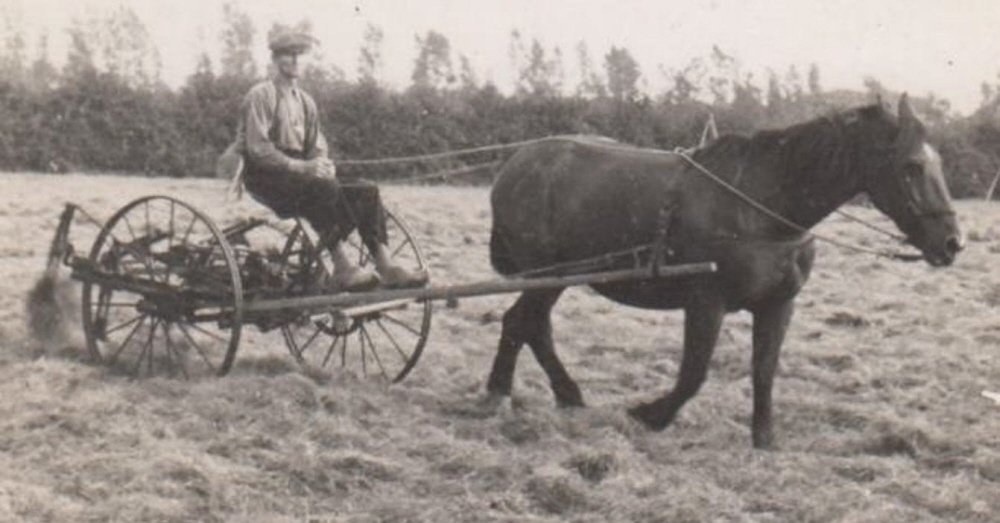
[80,196,243,378]
[280,208,433,382]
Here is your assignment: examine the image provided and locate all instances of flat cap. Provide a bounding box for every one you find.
[268,30,316,55]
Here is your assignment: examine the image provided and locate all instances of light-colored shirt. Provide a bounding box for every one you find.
[238,79,329,172]
[274,86,307,152]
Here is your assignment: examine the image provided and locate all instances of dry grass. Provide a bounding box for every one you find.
[1,172,999,522]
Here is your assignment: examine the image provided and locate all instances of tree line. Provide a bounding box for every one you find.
[2,4,1000,198]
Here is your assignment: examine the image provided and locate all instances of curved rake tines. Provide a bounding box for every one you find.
[81,196,244,379]
[230,219,321,300]
[280,208,433,382]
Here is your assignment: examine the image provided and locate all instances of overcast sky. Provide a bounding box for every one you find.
[9,0,1000,115]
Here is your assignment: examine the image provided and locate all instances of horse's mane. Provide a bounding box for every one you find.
[692,104,894,182]
[550,104,896,177]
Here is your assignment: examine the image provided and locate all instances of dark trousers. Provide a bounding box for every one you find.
[244,160,387,253]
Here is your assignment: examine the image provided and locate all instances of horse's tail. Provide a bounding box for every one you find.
[489,226,519,276]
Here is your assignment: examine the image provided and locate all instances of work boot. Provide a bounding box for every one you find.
[328,265,380,292]
[377,264,430,289]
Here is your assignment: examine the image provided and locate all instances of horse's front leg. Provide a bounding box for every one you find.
[750,297,795,450]
[628,296,725,430]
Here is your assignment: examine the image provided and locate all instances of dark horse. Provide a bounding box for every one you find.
[487,95,962,449]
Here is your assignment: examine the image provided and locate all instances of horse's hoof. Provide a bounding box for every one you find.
[627,403,669,431]
[553,382,584,408]
[556,396,586,409]
[752,434,777,451]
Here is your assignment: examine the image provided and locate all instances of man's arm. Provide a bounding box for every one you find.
[243,85,333,177]
[307,131,330,161]
[302,93,330,161]
[301,94,335,177]
[243,86,302,173]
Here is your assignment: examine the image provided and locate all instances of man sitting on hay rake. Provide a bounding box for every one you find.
[218,28,429,292]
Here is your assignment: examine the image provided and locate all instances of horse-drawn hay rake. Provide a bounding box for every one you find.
[44,194,715,382]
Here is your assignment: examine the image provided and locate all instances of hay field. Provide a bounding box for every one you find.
[1,172,999,522]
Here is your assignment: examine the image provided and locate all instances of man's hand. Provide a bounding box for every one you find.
[300,157,336,178]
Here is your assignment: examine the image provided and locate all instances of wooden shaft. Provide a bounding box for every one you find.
[243,261,716,313]
[335,298,413,319]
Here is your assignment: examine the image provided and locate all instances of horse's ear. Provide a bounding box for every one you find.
[896,92,925,145]
[898,92,918,123]
[871,92,893,112]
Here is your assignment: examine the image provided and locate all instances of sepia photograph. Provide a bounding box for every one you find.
[1,0,999,521]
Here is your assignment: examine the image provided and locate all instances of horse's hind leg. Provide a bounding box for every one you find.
[629,297,725,430]
[486,288,582,406]
[524,288,582,407]
[485,293,529,399]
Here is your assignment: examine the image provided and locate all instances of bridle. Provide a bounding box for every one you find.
[668,149,926,262]
[863,142,958,245]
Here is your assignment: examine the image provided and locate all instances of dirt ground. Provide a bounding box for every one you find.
[1,172,998,522]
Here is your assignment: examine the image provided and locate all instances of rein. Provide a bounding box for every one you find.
[669,149,924,262]
[831,208,908,242]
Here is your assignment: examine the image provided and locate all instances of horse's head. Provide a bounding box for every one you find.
[861,94,963,267]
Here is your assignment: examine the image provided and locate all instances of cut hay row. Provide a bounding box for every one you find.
[1,172,998,522]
